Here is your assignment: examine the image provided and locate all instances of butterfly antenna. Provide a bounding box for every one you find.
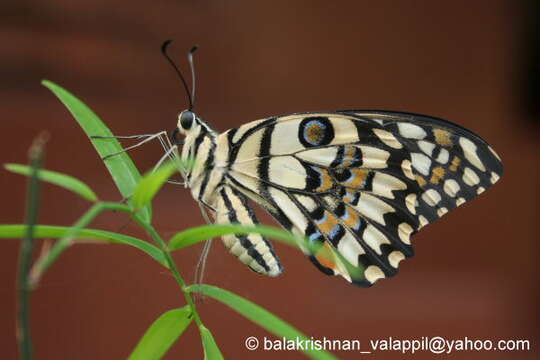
[161,40,193,110]
[188,45,198,110]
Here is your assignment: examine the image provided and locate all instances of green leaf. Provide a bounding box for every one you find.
[5,163,98,202]
[41,80,151,223]
[169,224,365,281]
[168,224,302,251]
[0,225,167,268]
[128,307,193,360]
[187,284,337,360]
[199,325,224,360]
[132,162,178,210]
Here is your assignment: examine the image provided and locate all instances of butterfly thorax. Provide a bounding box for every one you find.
[177,111,223,209]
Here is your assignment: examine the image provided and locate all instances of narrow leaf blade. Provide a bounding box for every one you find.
[0,225,167,268]
[188,284,337,360]
[169,224,364,280]
[132,162,178,210]
[41,80,151,223]
[5,163,98,202]
[168,224,301,251]
[128,307,193,360]
[199,325,224,360]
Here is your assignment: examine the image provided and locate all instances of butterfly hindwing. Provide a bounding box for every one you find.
[218,110,503,286]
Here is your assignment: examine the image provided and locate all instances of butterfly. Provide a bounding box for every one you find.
[171,108,503,287]
[133,41,503,287]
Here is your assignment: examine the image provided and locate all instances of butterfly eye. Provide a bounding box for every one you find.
[180,111,195,130]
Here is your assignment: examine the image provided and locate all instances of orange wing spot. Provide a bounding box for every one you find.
[430,166,445,184]
[449,156,461,172]
[315,211,340,234]
[314,169,334,192]
[434,129,452,146]
[343,169,369,188]
[306,123,325,144]
[341,145,356,168]
[341,207,360,228]
[415,174,427,187]
[314,243,338,270]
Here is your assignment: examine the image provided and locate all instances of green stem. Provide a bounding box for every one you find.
[133,216,203,327]
[27,195,204,328]
[17,136,47,360]
[29,202,132,288]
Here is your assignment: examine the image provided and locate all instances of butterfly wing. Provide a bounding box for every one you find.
[219,110,503,286]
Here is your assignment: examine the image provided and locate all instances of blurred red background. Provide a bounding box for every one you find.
[1,1,537,359]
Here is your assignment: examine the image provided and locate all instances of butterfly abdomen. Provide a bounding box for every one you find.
[215,186,283,277]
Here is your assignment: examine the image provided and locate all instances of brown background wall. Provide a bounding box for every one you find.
[0,1,538,359]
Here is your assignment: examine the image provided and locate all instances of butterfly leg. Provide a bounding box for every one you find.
[91,131,172,160]
[193,203,215,289]
[92,131,187,185]
[215,185,283,277]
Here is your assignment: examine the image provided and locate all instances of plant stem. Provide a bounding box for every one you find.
[133,216,203,327]
[17,135,47,360]
[27,194,204,328]
[29,202,132,288]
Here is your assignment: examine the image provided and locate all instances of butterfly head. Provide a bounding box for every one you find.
[178,110,197,133]
[171,110,215,145]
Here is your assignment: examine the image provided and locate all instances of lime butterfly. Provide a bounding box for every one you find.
[173,107,503,286]
[108,41,503,287]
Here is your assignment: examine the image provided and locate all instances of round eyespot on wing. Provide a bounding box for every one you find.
[298,116,335,148]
